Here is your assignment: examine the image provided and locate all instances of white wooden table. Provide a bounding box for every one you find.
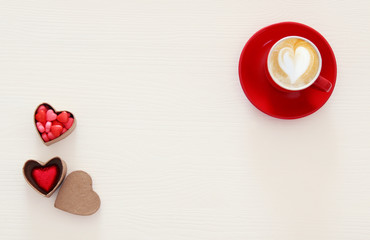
[0,1,369,239]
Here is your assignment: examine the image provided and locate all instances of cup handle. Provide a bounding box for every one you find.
[312,76,332,92]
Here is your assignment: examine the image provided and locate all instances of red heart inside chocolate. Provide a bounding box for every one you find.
[34,103,76,146]
[23,157,67,197]
[32,165,59,192]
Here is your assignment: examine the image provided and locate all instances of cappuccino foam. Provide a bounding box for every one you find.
[268,37,320,89]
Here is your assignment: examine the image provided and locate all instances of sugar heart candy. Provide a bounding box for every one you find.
[45,121,52,132]
[64,118,74,129]
[46,109,57,121]
[36,122,45,133]
[35,110,46,124]
[52,121,64,128]
[41,133,49,142]
[57,111,69,123]
[48,132,56,140]
[32,165,58,192]
[37,105,48,113]
[51,125,63,138]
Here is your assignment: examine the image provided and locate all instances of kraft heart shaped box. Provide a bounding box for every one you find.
[34,103,76,146]
[23,157,67,197]
[55,171,101,216]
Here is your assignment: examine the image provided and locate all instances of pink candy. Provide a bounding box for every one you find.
[41,133,49,142]
[46,109,57,121]
[64,118,74,129]
[37,105,47,113]
[47,132,56,140]
[36,122,45,133]
[45,121,52,132]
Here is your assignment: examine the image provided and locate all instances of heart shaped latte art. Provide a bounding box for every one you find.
[278,46,311,84]
[23,157,67,197]
[34,103,76,145]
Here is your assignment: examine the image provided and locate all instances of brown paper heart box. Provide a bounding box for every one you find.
[23,157,67,197]
[23,158,100,215]
[34,103,76,146]
[55,170,101,216]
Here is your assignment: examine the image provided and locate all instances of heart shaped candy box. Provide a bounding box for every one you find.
[34,103,76,145]
[23,157,67,197]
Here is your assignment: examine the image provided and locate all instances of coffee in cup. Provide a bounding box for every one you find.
[267,36,322,91]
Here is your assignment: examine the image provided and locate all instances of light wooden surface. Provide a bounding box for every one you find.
[0,0,370,239]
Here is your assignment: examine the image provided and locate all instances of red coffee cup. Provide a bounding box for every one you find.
[265,36,332,92]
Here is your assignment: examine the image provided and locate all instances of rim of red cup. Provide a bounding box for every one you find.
[266,35,323,91]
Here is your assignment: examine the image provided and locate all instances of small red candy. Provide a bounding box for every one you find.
[35,110,46,124]
[51,125,63,138]
[41,133,49,142]
[48,132,56,140]
[62,128,67,134]
[57,111,69,123]
[31,165,58,192]
[46,109,57,121]
[52,121,64,128]
[37,105,48,113]
[64,118,74,129]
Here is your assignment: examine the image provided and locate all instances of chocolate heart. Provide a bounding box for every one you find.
[34,103,76,146]
[55,171,100,216]
[23,157,67,197]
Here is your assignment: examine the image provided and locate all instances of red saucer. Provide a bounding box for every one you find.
[239,22,337,119]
